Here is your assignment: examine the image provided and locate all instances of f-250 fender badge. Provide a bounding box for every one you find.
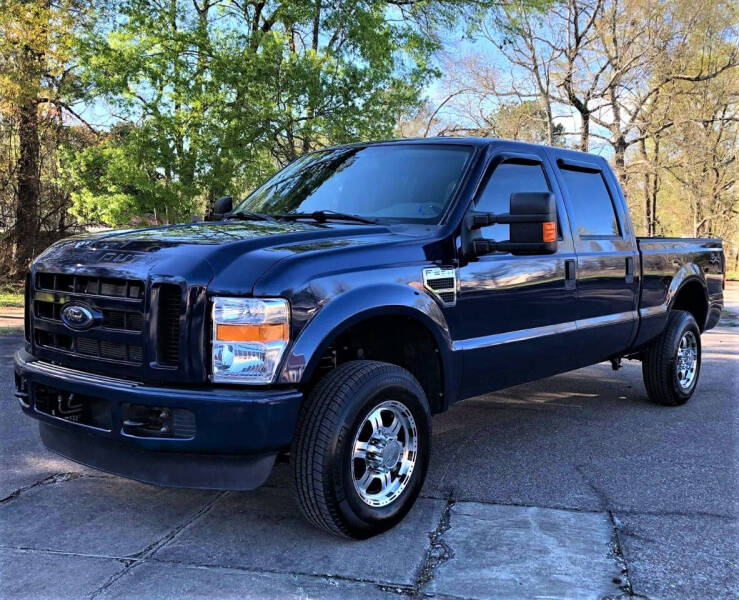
[422,267,457,307]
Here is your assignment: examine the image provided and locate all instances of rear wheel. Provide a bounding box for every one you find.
[292,360,431,538]
[642,310,701,406]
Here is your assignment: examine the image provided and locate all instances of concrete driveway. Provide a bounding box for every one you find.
[1,287,737,600]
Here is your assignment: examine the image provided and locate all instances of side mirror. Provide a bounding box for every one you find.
[508,192,558,255]
[207,196,233,221]
[463,191,558,257]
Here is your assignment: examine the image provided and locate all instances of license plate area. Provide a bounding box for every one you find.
[34,384,112,431]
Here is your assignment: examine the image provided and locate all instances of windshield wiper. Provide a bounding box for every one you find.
[276,210,377,224]
[226,210,277,222]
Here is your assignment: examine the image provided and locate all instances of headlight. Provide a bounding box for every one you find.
[211,297,289,384]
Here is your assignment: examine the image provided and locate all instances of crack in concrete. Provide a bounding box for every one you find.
[574,463,611,512]
[128,491,228,561]
[0,471,127,506]
[144,557,416,592]
[0,545,137,562]
[605,510,641,599]
[0,472,83,504]
[574,464,653,600]
[375,583,414,597]
[85,491,228,600]
[411,490,456,600]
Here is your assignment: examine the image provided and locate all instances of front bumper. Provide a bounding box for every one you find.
[14,350,303,490]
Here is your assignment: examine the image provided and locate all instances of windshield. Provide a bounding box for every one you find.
[234,144,474,224]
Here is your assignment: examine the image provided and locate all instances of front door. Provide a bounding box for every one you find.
[452,149,580,398]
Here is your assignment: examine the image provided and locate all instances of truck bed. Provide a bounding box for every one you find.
[637,236,724,335]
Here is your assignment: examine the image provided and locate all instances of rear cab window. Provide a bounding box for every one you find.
[557,165,621,238]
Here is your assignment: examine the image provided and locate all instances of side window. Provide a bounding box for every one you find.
[475,162,551,241]
[559,168,620,237]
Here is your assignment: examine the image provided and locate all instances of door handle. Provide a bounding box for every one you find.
[565,259,576,290]
[625,257,634,284]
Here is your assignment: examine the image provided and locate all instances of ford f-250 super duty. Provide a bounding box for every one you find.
[15,138,725,538]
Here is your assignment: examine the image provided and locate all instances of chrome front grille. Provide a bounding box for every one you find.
[32,272,147,368]
[29,267,202,382]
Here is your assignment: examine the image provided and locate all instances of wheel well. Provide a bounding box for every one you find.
[310,316,445,414]
[671,279,708,330]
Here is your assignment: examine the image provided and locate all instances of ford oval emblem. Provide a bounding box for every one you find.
[61,304,95,330]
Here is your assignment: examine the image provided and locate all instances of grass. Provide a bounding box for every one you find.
[726,270,739,282]
[0,326,23,335]
[0,282,24,309]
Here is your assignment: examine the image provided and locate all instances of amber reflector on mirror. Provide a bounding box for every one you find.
[542,221,556,243]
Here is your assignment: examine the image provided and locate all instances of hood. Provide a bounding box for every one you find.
[34,219,395,293]
[75,220,326,247]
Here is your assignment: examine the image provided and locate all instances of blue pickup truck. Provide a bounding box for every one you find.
[15,138,725,538]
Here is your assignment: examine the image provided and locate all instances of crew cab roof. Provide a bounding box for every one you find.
[321,137,609,165]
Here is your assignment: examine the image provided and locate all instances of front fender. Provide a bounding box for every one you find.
[278,283,455,395]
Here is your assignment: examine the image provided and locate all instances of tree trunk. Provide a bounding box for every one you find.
[649,182,658,236]
[579,111,590,151]
[541,96,556,146]
[301,0,322,155]
[13,100,40,277]
[643,176,652,235]
[613,136,627,187]
[608,81,627,187]
[639,138,652,236]
[649,138,660,236]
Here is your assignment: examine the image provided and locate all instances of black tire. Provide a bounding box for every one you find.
[642,310,701,406]
[292,360,431,538]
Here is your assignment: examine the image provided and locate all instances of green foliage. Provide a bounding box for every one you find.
[68,122,199,225]
[0,281,24,308]
[67,0,494,227]
[0,0,100,276]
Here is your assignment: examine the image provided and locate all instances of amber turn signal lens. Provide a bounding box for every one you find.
[542,221,556,243]
[216,323,288,342]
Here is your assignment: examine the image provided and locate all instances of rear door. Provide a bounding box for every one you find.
[552,156,639,361]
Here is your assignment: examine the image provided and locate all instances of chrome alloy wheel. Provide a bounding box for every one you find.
[676,330,698,389]
[351,400,418,508]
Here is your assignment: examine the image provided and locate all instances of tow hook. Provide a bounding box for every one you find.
[610,357,622,371]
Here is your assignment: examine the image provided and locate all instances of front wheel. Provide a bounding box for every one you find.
[642,310,702,406]
[292,361,431,538]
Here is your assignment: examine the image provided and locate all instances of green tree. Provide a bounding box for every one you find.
[68,0,492,227]
[0,0,97,276]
